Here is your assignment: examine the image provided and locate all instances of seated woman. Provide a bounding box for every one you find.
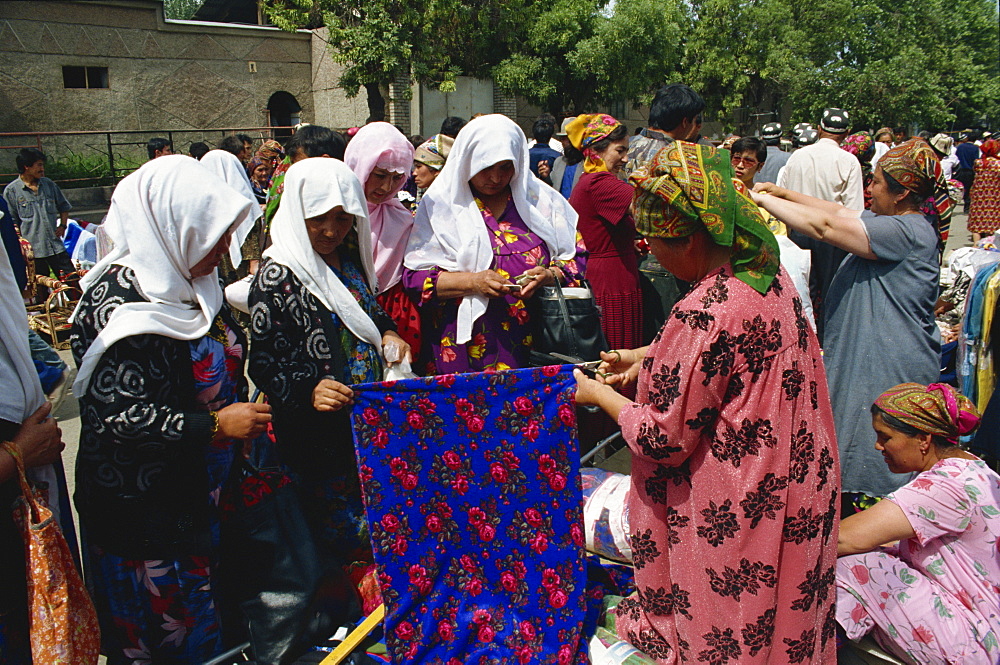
[403,114,586,374]
[574,141,839,664]
[344,123,421,354]
[836,382,997,665]
[249,158,409,572]
[71,155,272,664]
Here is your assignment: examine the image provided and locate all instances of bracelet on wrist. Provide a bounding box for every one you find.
[209,411,220,439]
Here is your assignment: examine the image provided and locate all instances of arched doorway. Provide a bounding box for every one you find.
[268,91,301,139]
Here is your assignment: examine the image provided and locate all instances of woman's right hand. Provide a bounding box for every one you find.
[13,402,65,468]
[312,378,355,412]
[216,402,272,440]
[597,348,643,389]
[470,270,517,298]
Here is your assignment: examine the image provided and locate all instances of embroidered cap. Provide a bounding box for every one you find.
[761,122,782,139]
[819,108,850,134]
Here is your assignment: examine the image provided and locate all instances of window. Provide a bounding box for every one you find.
[62,66,109,89]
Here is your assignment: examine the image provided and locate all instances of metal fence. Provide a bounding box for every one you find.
[0,126,295,189]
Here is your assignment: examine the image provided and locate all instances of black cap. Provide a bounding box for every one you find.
[819,108,850,134]
[761,122,782,139]
[798,129,819,146]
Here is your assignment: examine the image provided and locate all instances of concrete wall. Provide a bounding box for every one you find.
[0,0,314,134]
[413,77,494,137]
[310,27,368,129]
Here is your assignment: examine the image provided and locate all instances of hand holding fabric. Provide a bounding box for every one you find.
[516,266,554,300]
[312,378,355,412]
[217,401,272,439]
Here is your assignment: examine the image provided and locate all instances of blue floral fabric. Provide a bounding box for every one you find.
[351,366,590,664]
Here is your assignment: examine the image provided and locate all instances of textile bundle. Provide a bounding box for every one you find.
[351,367,590,664]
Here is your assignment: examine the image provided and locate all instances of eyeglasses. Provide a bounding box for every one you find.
[731,156,759,167]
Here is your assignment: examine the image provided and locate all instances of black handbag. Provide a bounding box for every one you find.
[528,280,607,364]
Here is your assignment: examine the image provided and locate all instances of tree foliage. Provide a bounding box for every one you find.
[163,0,204,20]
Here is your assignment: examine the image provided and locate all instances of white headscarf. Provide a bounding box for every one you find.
[344,122,415,294]
[263,158,384,352]
[199,149,263,266]
[404,114,579,344]
[72,155,255,396]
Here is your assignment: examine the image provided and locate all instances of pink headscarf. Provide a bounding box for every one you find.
[344,122,415,293]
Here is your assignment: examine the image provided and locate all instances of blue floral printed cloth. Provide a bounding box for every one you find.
[351,366,590,664]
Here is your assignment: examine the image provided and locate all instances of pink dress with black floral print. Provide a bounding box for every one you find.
[836,457,1000,664]
[613,264,840,664]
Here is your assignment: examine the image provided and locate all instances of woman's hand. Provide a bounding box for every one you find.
[470,269,518,298]
[13,402,64,468]
[596,348,643,389]
[752,182,785,197]
[312,378,355,412]
[216,402,272,440]
[573,368,609,407]
[517,266,556,300]
[382,330,412,366]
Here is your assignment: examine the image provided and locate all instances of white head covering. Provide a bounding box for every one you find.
[344,122,415,294]
[72,155,255,395]
[263,158,384,352]
[199,149,263,266]
[404,114,579,344]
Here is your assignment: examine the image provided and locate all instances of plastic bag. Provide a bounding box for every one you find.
[383,341,417,381]
[581,468,631,563]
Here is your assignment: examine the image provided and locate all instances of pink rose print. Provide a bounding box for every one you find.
[490,463,509,483]
[549,589,568,608]
[851,564,870,585]
[373,428,389,448]
[524,508,543,527]
[402,473,419,490]
[450,475,469,494]
[407,410,425,430]
[517,645,534,664]
[466,415,485,433]
[478,524,496,542]
[542,364,561,376]
[442,450,462,470]
[548,473,567,491]
[570,522,583,547]
[434,373,456,387]
[425,514,443,533]
[455,399,473,417]
[519,620,536,640]
[460,555,478,573]
[391,535,409,555]
[912,625,935,645]
[542,568,562,589]
[468,508,486,527]
[500,571,518,592]
[477,625,496,642]
[514,396,534,416]
[558,403,575,427]
[363,407,380,426]
[437,620,454,641]
[381,514,400,533]
[523,419,540,442]
[557,644,573,665]
[390,458,408,476]
[396,620,415,641]
[467,577,483,595]
[538,454,556,474]
[513,561,527,578]
[530,532,549,554]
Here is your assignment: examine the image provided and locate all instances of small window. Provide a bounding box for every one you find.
[62,66,109,89]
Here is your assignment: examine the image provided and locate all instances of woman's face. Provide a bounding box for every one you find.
[365,167,407,204]
[190,232,232,278]
[469,160,515,197]
[306,206,355,261]
[869,167,902,216]
[412,162,439,190]
[593,137,630,175]
[872,412,928,474]
[647,236,698,282]
[252,163,272,184]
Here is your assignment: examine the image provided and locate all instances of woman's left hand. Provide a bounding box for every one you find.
[573,368,608,407]
[382,330,412,366]
[517,266,556,300]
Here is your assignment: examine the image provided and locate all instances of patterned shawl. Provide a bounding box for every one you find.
[874,382,980,444]
[566,114,622,173]
[629,141,780,294]
[981,139,1000,159]
[879,138,954,221]
[256,139,284,165]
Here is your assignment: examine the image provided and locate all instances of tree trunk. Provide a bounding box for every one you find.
[365,82,386,123]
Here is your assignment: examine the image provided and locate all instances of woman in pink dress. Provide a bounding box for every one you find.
[575,141,840,664]
[836,382,998,664]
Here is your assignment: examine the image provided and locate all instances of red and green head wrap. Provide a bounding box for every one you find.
[874,383,980,444]
[629,140,780,294]
[879,138,954,221]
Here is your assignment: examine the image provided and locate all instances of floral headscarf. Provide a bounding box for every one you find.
[566,114,622,173]
[981,139,1000,159]
[414,134,455,171]
[841,132,874,162]
[879,138,954,221]
[874,383,980,444]
[256,139,283,165]
[629,141,780,294]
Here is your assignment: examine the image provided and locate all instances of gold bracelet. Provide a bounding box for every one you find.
[209,411,220,439]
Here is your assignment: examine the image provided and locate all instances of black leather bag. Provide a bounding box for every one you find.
[528,281,607,363]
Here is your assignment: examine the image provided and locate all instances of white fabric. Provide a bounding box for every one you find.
[405,114,580,344]
[776,236,816,331]
[263,158,384,352]
[72,155,255,396]
[344,122,415,294]
[199,149,263,266]
[872,141,891,168]
[528,137,565,155]
[777,137,865,211]
[941,150,960,181]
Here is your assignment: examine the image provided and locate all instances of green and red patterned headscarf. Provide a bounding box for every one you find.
[629,140,780,294]
[874,383,980,444]
[879,138,954,220]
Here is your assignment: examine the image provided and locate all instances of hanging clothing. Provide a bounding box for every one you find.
[959,262,1000,411]
[968,154,1000,236]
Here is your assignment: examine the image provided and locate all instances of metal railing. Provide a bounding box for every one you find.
[0,126,295,189]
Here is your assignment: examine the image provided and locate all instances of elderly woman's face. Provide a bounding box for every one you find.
[365,167,407,205]
[470,160,515,197]
[306,206,355,261]
[872,412,928,474]
[190,232,232,278]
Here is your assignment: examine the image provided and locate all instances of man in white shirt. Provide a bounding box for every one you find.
[776,108,863,342]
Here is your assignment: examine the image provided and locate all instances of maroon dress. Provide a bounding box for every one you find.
[570,171,642,350]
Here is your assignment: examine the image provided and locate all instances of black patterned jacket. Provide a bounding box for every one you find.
[70,264,248,558]
[248,257,395,477]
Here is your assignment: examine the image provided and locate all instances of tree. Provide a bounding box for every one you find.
[494,0,687,115]
[163,0,204,20]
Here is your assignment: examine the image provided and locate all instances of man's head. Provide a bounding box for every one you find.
[285,124,346,163]
[760,122,782,147]
[220,135,250,162]
[440,116,466,139]
[146,137,173,160]
[555,117,575,151]
[188,142,210,160]
[532,117,556,145]
[16,148,46,179]
[236,134,254,162]
[729,137,767,186]
[818,108,850,143]
[649,84,705,140]
[893,126,907,143]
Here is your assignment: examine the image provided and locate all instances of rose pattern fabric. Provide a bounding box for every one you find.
[351,367,589,664]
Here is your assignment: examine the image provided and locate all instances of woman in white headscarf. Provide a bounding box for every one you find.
[70,155,272,664]
[200,148,265,284]
[344,122,421,354]
[248,157,409,573]
[403,114,586,374]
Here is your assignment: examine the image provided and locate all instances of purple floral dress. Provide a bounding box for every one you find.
[403,197,586,374]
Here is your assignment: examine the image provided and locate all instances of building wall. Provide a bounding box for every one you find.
[310,27,369,129]
[0,0,314,135]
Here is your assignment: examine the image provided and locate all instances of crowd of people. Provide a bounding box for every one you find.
[1,81,999,665]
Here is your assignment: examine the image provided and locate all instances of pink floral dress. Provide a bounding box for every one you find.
[836,457,1000,664]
